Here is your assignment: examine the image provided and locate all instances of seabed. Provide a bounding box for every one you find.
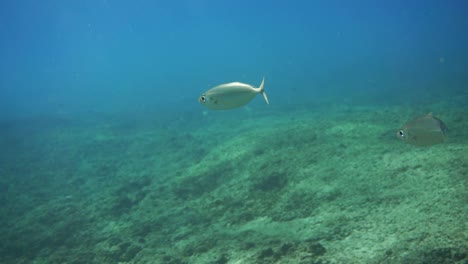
[1,95,466,263]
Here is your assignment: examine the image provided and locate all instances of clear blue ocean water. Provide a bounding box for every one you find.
[1,0,467,118]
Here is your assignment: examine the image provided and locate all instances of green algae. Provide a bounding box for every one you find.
[0,99,467,263]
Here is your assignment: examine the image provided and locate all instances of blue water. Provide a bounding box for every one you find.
[1,1,467,263]
[1,1,467,119]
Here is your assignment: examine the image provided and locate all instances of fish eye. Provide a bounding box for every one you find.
[200,95,206,103]
[399,130,404,137]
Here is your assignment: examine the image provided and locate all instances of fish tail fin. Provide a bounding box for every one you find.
[259,77,269,104]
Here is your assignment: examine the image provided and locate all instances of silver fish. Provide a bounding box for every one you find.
[397,113,448,146]
[198,78,268,110]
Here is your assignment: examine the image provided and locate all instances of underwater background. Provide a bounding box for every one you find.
[0,0,467,263]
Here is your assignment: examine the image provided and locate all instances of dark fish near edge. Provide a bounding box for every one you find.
[397,113,448,147]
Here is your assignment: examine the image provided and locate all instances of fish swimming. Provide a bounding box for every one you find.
[397,113,448,146]
[198,78,268,110]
